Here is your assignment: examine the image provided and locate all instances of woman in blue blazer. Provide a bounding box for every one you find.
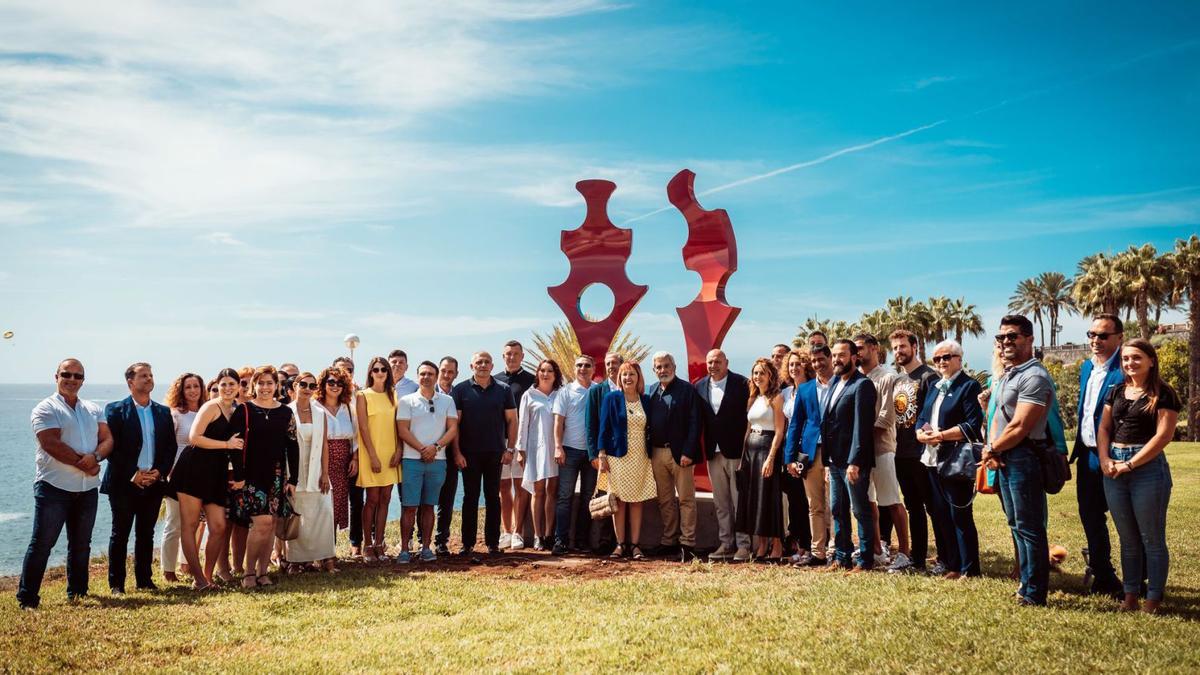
[597,362,656,558]
[916,340,985,578]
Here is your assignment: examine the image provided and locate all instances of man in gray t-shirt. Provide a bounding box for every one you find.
[984,315,1052,607]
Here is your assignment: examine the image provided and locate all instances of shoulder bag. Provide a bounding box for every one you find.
[936,425,983,483]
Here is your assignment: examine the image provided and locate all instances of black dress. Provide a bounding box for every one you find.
[168,406,236,506]
[227,402,299,526]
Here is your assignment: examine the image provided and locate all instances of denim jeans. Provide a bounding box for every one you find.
[554,446,614,550]
[998,445,1049,604]
[827,464,874,569]
[1076,446,1119,585]
[17,482,98,608]
[1104,446,1172,601]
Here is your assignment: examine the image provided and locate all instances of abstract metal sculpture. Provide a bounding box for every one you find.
[668,169,741,383]
[547,180,649,374]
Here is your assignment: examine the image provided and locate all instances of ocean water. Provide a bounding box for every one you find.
[0,383,469,576]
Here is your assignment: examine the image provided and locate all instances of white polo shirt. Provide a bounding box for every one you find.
[30,393,105,492]
[396,391,457,460]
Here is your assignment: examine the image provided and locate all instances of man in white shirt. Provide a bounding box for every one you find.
[694,349,751,561]
[434,356,460,556]
[396,361,459,563]
[18,359,112,610]
[855,333,909,570]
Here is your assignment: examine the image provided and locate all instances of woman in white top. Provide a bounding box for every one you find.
[515,359,562,551]
[314,366,357,560]
[286,373,336,572]
[163,372,205,583]
[736,358,787,561]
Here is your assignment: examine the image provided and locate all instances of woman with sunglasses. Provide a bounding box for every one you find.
[168,368,242,590]
[314,366,361,558]
[355,356,400,562]
[285,372,336,573]
[515,359,563,551]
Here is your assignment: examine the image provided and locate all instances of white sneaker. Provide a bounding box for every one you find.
[887,552,913,573]
[510,533,525,550]
[499,532,512,549]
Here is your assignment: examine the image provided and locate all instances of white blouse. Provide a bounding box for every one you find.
[748,395,775,431]
[517,387,559,492]
[315,401,356,441]
[171,409,198,470]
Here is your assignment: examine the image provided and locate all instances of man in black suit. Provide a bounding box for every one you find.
[647,351,702,562]
[821,340,877,572]
[694,349,751,562]
[103,362,177,593]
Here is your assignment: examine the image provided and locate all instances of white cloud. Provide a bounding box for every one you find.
[360,312,557,337]
[199,232,245,247]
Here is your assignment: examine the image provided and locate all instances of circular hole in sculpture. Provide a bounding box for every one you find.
[578,283,615,323]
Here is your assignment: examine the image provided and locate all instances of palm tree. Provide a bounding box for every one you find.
[528,322,651,374]
[925,296,952,345]
[1115,244,1172,339]
[884,296,933,359]
[1009,277,1046,346]
[1170,235,1200,441]
[1037,271,1075,346]
[948,297,985,345]
[793,316,860,347]
[1071,253,1126,317]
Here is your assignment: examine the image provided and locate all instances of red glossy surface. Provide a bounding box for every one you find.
[547,180,648,375]
[668,169,741,384]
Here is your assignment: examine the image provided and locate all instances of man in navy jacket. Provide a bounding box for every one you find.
[646,352,701,562]
[102,362,177,593]
[822,340,877,571]
[694,349,750,561]
[1073,314,1126,595]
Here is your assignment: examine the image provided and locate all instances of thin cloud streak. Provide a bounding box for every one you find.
[621,120,947,224]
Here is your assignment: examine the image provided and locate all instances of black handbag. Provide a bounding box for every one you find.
[936,426,983,483]
[1035,440,1071,495]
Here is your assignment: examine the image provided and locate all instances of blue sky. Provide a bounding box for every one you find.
[0,1,1197,384]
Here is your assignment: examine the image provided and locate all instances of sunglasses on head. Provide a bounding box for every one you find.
[296,381,318,390]
[1086,331,1117,340]
[932,354,959,363]
[994,332,1023,343]
[58,372,84,380]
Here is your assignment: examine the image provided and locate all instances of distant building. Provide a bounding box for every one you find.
[1155,321,1191,337]
[1042,342,1089,364]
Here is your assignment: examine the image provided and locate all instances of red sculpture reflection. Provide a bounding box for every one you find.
[669,169,741,384]
[547,180,648,374]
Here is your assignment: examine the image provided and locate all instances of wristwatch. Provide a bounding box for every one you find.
[434,443,444,452]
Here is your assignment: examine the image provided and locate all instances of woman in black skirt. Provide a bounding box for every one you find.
[169,367,242,590]
[736,358,787,562]
[227,365,298,589]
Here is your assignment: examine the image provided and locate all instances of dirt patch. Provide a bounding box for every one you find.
[384,549,686,582]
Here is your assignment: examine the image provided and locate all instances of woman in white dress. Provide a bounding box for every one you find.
[163,372,205,583]
[516,359,563,551]
[285,372,336,572]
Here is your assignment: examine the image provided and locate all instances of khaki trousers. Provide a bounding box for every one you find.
[651,447,696,547]
[803,446,831,555]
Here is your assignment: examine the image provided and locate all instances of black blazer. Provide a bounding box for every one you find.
[644,377,701,464]
[101,396,177,496]
[820,371,877,469]
[694,372,750,460]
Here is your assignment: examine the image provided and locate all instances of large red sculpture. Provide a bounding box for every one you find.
[547,180,648,374]
[669,169,741,383]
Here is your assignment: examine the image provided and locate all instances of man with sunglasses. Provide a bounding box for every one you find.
[982,315,1055,606]
[18,359,112,610]
[550,354,607,555]
[1072,313,1126,597]
[396,361,459,563]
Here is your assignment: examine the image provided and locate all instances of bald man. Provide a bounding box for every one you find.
[694,349,751,561]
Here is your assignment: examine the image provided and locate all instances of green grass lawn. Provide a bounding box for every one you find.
[3,443,1198,673]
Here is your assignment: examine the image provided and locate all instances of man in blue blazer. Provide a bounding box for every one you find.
[1072,314,1126,596]
[694,349,751,561]
[646,352,701,562]
[102,363,177,593]
[821,340,877,571]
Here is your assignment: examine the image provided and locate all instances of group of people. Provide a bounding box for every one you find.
[15,316,1179,613]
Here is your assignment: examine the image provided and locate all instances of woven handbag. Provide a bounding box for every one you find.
[588,474,617,520]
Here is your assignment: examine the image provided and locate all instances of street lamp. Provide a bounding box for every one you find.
[344,333,360,362]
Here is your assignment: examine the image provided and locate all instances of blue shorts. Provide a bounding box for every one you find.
[401,458,447,506]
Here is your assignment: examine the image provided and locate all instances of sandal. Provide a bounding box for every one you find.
[256,574,274,587]
[214,570,235,584]
[632,546,645,560]
[609,544,625,559]
[241,574,257,589]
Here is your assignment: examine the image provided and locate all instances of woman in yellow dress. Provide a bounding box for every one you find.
[355,356,399,562]
[597,362,657,559]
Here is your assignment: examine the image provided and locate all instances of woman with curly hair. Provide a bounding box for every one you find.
[162,372,206,583]
[313,365,360,557]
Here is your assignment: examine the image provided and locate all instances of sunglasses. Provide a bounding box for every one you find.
[1086,331,1117,340]
[58,372,85,380]
[370,366,389,374]
[296,381,318,390]
[575,363,593,369]
[931,354,959,363]
[324,379,344,387]
[240,380,249,386]
[994,332,1023,343]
